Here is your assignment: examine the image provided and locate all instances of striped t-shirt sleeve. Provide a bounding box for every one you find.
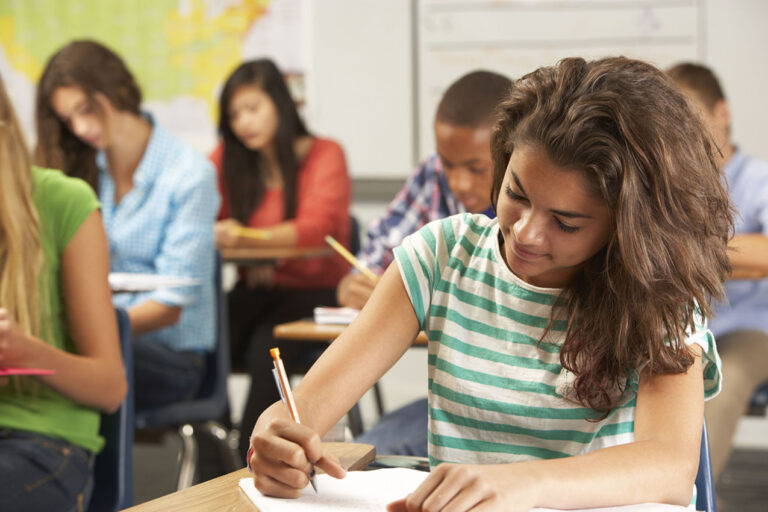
[687,312,722,400]
[394,216,459,329]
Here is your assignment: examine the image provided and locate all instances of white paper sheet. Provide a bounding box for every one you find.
[237,469,691,511]
[238,469,427,511]
[108,273,201,292]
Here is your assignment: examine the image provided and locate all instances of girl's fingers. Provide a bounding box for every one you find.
[386,498,408,512]
[315,453,346,479]
[252,432,314,473]
[402,468,447,511]
[252,471,304,499]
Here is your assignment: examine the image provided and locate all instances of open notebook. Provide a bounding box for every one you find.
[238,469,691,511]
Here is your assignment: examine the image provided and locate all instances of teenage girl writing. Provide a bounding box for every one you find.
[246,57,732,511]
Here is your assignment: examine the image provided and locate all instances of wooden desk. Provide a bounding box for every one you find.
[220,246,332,266]
[274,320,429,345]
[125,442,375,512]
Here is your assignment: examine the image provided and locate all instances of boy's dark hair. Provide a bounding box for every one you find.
[491,57,733,414]
[35,40,142,191]
[666,62,726,111]
[435,70,512,127]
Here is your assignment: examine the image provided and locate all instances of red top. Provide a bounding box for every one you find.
[211,137,351,289]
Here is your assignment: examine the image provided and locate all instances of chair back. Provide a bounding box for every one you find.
[88,307,134,512]
[134,252,229,428]
[349,215,361,255]
[695,418,717,512]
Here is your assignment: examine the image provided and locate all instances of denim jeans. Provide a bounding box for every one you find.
[0,429,94,512]
[356,397,429,456]
[133,338,205,412]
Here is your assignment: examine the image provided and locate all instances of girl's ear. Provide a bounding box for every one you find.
[712,99,730,130]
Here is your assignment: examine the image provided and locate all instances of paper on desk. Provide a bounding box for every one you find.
[238,468,427,511]
[313,306,360,325]
[108,273,201,292]
[238,469,690,512]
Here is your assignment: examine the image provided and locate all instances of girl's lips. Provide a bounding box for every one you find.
[512,241,546,261]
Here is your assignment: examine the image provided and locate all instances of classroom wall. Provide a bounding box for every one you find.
[2,0,765,191]
[309,0,768,187]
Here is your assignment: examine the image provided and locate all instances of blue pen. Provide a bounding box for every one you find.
[270,347,318,493]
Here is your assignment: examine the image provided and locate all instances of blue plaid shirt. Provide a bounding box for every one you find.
[97,117,220,352]
[358,154,494,274]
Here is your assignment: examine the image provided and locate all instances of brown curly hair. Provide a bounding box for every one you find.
[35,40,142,191]
[491,57,733,413]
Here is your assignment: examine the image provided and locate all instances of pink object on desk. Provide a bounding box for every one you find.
[0,367,55,376]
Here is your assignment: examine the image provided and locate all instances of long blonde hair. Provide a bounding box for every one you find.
[0,74,44,337]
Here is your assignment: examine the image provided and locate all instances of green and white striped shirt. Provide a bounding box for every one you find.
[394,214,721,468]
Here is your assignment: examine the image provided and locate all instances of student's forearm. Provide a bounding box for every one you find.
[128,300,182,334]
[24,335,126,412]
[514,439,697,508]
[729,234,768,271]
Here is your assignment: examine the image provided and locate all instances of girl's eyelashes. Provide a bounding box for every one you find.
[505,185,527,202]
[555,218,580,233]
[505,185,581,234]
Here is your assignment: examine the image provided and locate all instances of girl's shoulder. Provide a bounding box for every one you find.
[303,137,345,162]
[31,167,101,252]
[413,213,497,257]
[32,167,98,210]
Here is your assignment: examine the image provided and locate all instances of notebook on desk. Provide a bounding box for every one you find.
[238,469,690,511]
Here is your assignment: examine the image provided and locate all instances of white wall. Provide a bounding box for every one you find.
[311,0,768,181]
[705,0,768,161]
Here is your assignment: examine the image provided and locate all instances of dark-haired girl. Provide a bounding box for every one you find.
[211,59,350,453]
[245,57,732,511]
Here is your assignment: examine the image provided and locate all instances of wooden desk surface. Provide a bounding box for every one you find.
[274,320,429,345]
[220,246,333,265]
[125,442,375,512]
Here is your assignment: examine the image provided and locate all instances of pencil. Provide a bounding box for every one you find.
[324,235,378,282]
[230,226,272,240]
[270,347,318,493]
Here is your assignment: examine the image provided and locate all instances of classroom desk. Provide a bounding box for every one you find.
[273,319,429,345]
[220,246,332,266]
[124,442,375,512]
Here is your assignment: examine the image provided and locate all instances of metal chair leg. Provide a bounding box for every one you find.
[176,424,198,490]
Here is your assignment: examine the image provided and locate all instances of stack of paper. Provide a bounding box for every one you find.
[313,306,360,325]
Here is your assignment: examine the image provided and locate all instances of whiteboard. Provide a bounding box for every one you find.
[416,0,704,161]
[306,0,415,180]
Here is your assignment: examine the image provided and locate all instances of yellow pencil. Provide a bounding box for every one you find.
[324,235,378,282]
[230,226,272,240]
